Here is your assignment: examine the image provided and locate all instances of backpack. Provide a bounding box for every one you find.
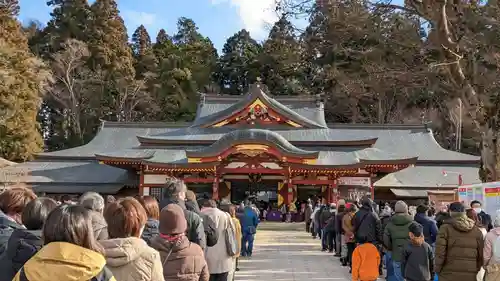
[202,214,219,247]
[492,234,500,263]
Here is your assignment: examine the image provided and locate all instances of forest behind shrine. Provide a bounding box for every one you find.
[1,0,500,181]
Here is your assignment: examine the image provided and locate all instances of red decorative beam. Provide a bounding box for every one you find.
[219,168,285,174]
[292,179,334,185]
[182,178,214,183]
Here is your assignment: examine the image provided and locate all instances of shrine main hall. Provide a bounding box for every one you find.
[0,83,481,205]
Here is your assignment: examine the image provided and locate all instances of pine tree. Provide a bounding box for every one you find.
[44,0,91,52]
[88,0,135,79]
[131,25,156,79]
[214,29,262,95]
[0,0,52,161]
[173,17,218,90]
[156,29,169,44]
[260,16,304,95]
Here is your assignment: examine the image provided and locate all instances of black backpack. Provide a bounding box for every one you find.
[202,214,219,247]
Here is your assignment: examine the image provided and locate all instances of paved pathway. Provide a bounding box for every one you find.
[235,222,352,281]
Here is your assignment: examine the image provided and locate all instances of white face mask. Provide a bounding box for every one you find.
[473,207,482,214]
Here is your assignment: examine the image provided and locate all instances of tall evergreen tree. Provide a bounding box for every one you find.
[0,0,52,160]
[173,18,218,89]
[88,0,136,121]
[44,0,91,53]
[259,16,304,95]
[88,0,135,79]
[214,29,262,95]
[131,25,156,79]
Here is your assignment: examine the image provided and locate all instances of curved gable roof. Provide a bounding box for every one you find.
[190,83,327,129]
[185,129,319,159]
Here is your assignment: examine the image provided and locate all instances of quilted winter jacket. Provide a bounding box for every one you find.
[100,237,164,281]
[434,215,484,281]
[151,235,209,281]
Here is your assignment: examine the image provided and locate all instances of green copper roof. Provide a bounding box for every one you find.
[186,129,319,158]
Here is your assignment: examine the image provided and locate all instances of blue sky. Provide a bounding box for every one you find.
[18,0,281,51]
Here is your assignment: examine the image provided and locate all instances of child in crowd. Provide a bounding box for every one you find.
[352,235,380,281]
[401,222,434,281]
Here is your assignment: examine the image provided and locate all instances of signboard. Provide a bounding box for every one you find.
[458,182,500,216]
[337,177,371,187]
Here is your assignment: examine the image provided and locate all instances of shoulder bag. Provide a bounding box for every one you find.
[224,213,238,256]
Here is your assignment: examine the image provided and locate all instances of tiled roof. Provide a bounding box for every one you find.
[374,165,481,188]
[0,160,135,186]
[191,84,328,128]
[195,93,326,128]
[186,129,319,158]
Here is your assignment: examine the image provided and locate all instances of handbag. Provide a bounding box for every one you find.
[224,213,238,256]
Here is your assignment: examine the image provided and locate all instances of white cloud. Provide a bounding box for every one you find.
[211,0,279,39]
[122,10,158,27]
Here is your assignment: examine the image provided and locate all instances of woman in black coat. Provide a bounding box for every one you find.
[0,198,57,281]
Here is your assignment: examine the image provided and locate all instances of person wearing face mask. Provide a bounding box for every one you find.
[471,200,493,232]
[0,186,37,255]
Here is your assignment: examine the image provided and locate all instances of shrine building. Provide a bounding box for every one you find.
[0,83,481,204]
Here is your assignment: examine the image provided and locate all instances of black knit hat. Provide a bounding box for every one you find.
[449,202,466,213]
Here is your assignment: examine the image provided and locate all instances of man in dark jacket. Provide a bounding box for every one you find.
[320,203,335,252]
[414,204,438,246]
[470,200,493,231]
[305,201,313,233]
[159,178,206,250]
[186,192,219,248]
[353,196,382,245]
[0,211,24,256]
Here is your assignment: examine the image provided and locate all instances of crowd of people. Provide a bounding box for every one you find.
[0,178,260,281]
[305,196,500,281]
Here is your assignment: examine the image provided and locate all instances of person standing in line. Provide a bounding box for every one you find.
[13,204,117,281]
[343,204,357,268]
[224,204,242,281]
[466,208,487,281]
[311,203,321,238]
[305,200,313,233]
[0,197,57,281]
[401,222,434,281]
[151,204,208,281]
[353,197,383,275]
[335,200,346,257]
[201,200,234,281]
[414,204,438,250]
[137,196,160,246]
[435,202,484,281]
[239,201,259,257]
[483,211,500,281]
[79,192,109,241]
[383,201,413,281]
[320,203,335,252]
[351,235,380,281]
[471,200,493,232]
[158,178,206,250]
[0,186,37,254]
[100,197,164,281]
